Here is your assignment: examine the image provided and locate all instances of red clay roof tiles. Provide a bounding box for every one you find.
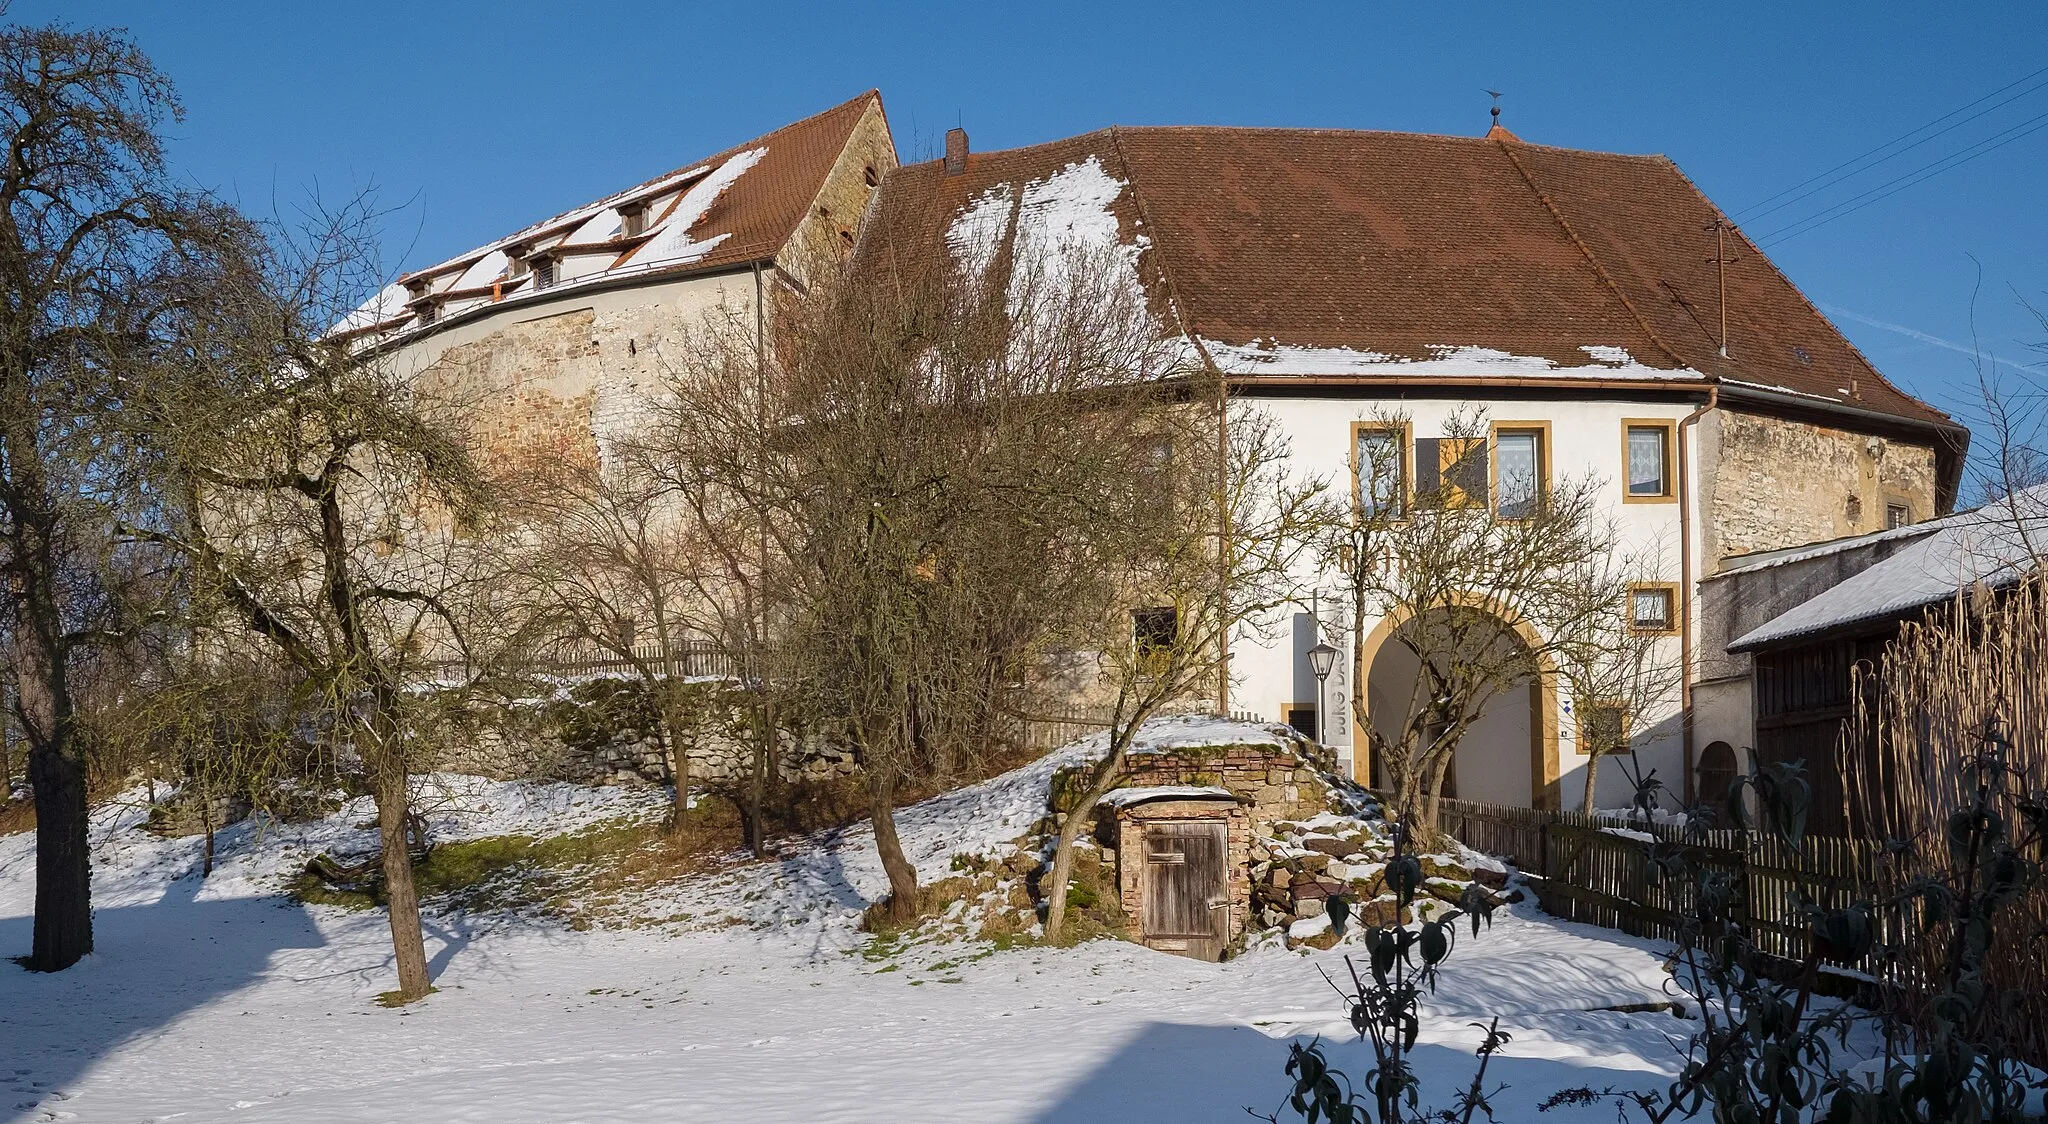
[866,124,1949,429]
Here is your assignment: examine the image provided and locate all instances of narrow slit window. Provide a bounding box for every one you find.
[1627,425,1671,498]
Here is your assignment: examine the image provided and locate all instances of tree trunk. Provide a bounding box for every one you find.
[373,759,433,1002]
[749,695,772,859]
[18,612,90,972]
[868,768,918,919]
[1582,749,1602,814]
[1043,741,1128,943]
[648,681,688,836]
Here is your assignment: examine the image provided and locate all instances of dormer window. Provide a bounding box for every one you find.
[618,202,647,239]
[531,255,555,290]
[417,299,437,327]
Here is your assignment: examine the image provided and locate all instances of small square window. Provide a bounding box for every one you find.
[1886,502,1911,530]
[1626,424,1671,498]
[1580,700,1631,756]
[1132,606,1178,676]
[1629,586,1675,633]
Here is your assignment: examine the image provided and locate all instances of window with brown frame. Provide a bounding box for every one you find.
[1628,584,1678,633]
[1623,421,1676,501]
[1353,423,1406,519]
[1580,699,1631,757]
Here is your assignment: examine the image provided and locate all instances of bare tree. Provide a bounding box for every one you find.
[140,199,499,1003]
[518,457,704,833]
[1328,407,1652,838]
[652,238,1203,919]
[0,22,252,970]
[1040,406,1331,942]
[1551,552,1685,814]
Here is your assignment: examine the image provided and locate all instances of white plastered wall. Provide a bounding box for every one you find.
[1228,392,1695,811]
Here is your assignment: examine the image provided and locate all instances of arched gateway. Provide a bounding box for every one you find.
[1354,603,1563,811]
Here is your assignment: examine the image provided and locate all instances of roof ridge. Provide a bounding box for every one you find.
[1114,122,1667,160]
[905,122,1669,171]
[1494,139,1690,370]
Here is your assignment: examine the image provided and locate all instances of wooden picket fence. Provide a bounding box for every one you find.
[1426,794,1879,969]
[528,639,743,681]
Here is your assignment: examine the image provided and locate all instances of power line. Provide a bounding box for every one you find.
[1759,108,2048,246]
[1738,74,2048,225]
[1736,62,2048,218]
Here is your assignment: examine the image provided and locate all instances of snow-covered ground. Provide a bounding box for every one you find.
[1,721,1700,1124]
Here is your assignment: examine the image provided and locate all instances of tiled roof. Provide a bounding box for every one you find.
[339,91,884,341]
[864,124,1950,429]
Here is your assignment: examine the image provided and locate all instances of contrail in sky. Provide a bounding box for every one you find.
[1819,302,2042,369]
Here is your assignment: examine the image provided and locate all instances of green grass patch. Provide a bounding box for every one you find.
[291,820,653,915]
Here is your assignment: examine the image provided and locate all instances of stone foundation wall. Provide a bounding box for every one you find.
[1115,742,1330,830]
[430,678,857,789]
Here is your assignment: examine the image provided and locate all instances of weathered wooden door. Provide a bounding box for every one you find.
[1141,821,1230,961]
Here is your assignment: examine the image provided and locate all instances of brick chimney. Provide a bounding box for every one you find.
[944,127,969,176]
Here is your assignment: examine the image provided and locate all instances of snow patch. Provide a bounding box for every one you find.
[1201,339,1704,380]
[633,147,767,268]
[1100,785,1240,807]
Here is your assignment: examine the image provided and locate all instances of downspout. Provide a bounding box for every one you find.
[1676,384,1719,806]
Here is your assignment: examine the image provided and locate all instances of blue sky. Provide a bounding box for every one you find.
[37,1,2048,451]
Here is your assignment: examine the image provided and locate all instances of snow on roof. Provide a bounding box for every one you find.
[329,91,886,343]
[943,155,1151,333]
[1100,785,1242,808]
[1715,511,1958,577]
[1730,484,2048,651]
[1120,713,1301,755]
[1202,340,1706,381]
[624,147,766,270]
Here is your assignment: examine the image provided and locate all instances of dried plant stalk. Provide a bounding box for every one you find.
[1845,573,2048,1065]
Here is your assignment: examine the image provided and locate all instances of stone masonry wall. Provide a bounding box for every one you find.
[1702,408,1938,569]
[779,100,898,293]
[432,679,856,789]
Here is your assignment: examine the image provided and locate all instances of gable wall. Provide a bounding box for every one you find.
[778,100,897,293]
[1699,408,1937,570]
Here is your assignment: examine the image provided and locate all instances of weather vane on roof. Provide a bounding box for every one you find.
[1486,89,1503,126]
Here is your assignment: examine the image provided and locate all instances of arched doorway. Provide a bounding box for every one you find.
[1697,741,1738,807]
[1357,604,1560,810]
